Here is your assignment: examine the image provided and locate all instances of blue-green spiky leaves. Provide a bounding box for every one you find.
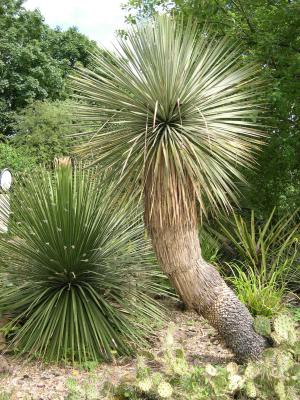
[0,165,167,363]
[71,16,265,218]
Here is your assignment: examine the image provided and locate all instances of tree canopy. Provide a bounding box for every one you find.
[0,0,96,135]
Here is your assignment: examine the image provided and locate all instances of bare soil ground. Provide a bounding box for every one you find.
[0,301,233,400]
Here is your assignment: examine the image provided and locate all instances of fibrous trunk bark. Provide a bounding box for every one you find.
[144,177,267,361]
[147,223,267,361]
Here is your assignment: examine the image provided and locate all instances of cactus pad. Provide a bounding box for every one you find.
[254,315,272,337]
[157,381,173,398]
[273,314,297,345]
[245,380,257,398]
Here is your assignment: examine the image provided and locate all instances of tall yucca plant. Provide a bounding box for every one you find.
[0,165,166,363]
[71,16,267,360]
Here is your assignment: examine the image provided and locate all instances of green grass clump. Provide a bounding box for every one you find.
[226,263,285,317]
[209,209,300,318]
[0,393,12,400]
[0,164,167,364]
[217,209,299,293]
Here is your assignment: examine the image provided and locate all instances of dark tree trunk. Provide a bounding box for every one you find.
[146,221,268,362]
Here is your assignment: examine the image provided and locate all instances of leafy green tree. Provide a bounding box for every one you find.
[124,0,168,22]
[123,0,300,217]
[47,26,97,73]
[11,100,77,165]
[71,16,268,361]
[0,0,96,134]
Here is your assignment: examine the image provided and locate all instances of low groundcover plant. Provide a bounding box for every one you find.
[108,314,300,400]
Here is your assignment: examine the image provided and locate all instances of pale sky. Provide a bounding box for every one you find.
[24,0,127,49]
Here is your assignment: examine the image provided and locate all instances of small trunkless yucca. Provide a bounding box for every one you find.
[0,164,166,363]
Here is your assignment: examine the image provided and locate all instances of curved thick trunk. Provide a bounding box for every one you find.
[146,222,267,362]
[143,163,267,361]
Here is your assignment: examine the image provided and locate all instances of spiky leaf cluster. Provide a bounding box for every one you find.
[71,16,264,218]
[0,165,166,363]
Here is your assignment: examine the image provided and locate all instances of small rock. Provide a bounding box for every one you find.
[186,331,196,338]
[0,355,10,374]
[0,314,11,328]
[0,333,6,351]
[55,382,66,391]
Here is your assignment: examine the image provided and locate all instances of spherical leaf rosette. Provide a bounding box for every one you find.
[0,165,167,363]
[71,16,265,216]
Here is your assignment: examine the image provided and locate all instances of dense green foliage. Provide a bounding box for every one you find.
[11,100,77,165]
[0,0,96,135]
[124,0,300,217]
[217,209,299,289]
[199,229,221,264]
[227,264,286,317]
[0,165,167,363]
[217,210,299,274]
[208,209,299,316]
[0,142,36,173]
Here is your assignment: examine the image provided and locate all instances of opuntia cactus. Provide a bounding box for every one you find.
[274,380,286,400]
[245,380,257,398]
[254,315,272,337]
[276,351,294,374]
[244,362,260,380]
[138,377,152,392]
[273,314,297,345]
[157,381,173,398]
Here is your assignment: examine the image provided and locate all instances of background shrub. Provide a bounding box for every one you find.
[0,142,36,174]
[226,263,285,317]
[213,209,300,316]
[11,100,78,165]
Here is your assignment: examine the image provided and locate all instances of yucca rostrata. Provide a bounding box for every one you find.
[71,16,267,360]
